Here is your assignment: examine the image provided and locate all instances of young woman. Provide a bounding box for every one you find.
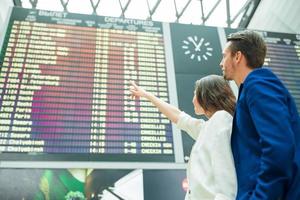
[129,75,237,200]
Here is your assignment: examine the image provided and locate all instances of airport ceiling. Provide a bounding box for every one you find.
[248,0,300,34]
[14,0,261,28]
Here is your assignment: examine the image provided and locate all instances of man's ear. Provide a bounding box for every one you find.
[235,51,242,63]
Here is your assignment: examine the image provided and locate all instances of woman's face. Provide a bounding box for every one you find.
[192,91,205,115]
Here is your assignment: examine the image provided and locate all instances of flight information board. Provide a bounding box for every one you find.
[263,32,300,111]
[0,7,177,161]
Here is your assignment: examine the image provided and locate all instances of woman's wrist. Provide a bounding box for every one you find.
[144,91,152,99]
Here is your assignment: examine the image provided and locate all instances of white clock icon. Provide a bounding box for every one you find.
[182,36,213,62]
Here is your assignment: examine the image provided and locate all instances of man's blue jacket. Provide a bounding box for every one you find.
[232,68,300,199]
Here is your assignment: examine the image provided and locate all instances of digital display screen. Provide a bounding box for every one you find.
[0,7,177,162]
[263,32,300,111]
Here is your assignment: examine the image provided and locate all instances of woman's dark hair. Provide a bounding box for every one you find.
[195,75,236,116]
[227,30,267,69]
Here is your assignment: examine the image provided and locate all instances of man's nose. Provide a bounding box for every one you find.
[219,60,223,68]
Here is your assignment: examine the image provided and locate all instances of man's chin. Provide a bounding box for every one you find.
[223,73,232,81]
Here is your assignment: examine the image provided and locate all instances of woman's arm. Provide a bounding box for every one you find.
[129,81,181,123]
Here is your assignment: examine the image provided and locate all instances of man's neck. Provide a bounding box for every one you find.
[235,66,253,87]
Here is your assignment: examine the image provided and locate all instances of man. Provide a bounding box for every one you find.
[220,30,300,199]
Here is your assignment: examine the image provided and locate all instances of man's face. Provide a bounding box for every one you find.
[220,42,237,81]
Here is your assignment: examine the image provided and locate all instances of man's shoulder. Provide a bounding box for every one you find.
[246,68,276,82]
[244,68,283,90]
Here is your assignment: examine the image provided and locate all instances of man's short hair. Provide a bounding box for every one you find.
[227,30,267,69]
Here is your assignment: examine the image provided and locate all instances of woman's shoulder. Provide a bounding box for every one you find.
[209,110,233,127]
[212,110,233,120]
[208,110,233,137]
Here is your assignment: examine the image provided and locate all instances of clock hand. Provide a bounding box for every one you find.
[188,36,198,48]
[195,38,204,51]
